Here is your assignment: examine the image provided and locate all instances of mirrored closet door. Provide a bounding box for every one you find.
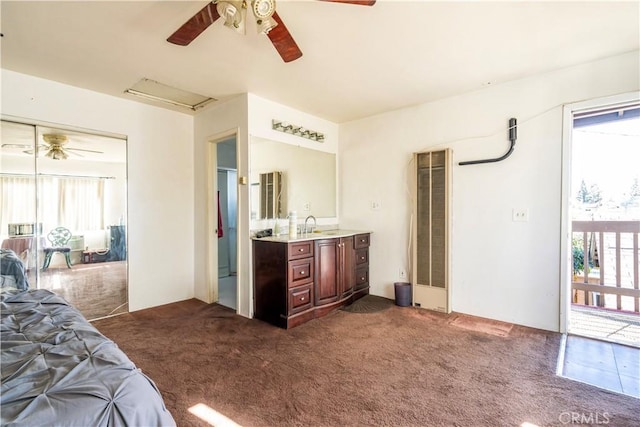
[0,119,128,320]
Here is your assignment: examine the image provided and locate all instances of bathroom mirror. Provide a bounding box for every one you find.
[250,136,336,223]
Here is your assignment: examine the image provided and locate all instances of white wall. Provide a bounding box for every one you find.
[1,69,195,311]
[339,51,640,332]
[247,93,339,155]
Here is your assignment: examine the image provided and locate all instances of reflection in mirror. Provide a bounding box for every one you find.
[1,120,127,320]
[250,136,336,228]
[259,171,282,219]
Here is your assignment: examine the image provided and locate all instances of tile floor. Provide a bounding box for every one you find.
[218,274,237,310]
[560,334,639,398]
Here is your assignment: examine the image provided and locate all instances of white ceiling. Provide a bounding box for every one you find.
[1,1,638,123]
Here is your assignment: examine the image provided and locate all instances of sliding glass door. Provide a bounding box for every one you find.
[1,119,128,320]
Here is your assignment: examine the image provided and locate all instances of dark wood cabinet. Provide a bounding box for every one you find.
[339,236,356,298]
[314,235,358,304]
[314,238,340,305]
[253,232,370,329]
[253,240,315,328]
[354,234,370,293]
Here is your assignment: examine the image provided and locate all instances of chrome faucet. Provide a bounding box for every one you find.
[304,215,317,234]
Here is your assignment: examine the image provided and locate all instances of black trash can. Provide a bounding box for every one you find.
[394,282,412,307]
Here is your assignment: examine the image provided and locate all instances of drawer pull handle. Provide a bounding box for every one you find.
[299,248,304,252]
[301,297,305,301]
[361,277,365,280]
[361,256,365,260]
[300,271,305,275]
[361,239,365,242]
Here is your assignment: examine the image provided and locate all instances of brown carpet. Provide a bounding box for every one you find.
[92,298,639,427]
[449,313,514,337]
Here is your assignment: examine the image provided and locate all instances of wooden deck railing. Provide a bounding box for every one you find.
[572,220,640,313]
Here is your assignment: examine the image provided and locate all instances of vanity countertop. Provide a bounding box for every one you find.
[252,229,370,243]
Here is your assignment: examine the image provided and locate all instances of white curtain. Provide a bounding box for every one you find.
[58,178,105,232]
[0,176,36,236]
[1,175,104,237]
[37,176,58,234]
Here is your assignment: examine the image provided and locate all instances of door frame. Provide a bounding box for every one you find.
[206,128,239,309]
[559,91,640,333]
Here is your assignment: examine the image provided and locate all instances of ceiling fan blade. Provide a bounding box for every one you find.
[267,12,303,63]
[66,150,85,158]
[2,143,32,148]
[318,0,376,6]
[167,2,220,46]
[66,148,104,154]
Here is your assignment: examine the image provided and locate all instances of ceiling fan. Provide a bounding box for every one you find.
[2,134,104,160]
[167,0,376,62]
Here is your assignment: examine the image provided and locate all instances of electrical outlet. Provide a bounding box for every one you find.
[399,269,407,280]
[371,201,380,211]
[303,202,310,211]
[512,208,529,222]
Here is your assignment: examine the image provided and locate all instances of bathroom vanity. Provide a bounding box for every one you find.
[253,230,371,329]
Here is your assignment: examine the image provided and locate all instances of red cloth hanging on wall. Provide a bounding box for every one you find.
[217,191,224,238]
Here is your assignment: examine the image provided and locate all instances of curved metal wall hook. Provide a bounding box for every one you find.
[459,118,517,166]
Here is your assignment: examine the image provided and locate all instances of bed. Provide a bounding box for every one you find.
[0,249,29,290]
[1,288,176,426]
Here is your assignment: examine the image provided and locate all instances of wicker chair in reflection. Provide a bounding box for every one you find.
[42,227,73,270]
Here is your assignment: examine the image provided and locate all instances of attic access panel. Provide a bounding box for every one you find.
[124,78,216,111]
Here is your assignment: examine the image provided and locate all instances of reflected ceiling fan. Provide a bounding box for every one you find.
[167,0,376,62]
[2,134,104,160]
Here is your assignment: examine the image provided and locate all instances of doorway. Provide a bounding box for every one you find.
[208,135,238,311]
[561,93,640,347]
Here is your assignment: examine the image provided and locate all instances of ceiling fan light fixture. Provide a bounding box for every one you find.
[251,0,276,34]
[256,16,278,35]
[43,134,68,145]
[252,0,275,18]
[217,1,246,33]
[45,147,68,160]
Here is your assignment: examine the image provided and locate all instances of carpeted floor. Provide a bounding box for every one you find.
[92,297,639,427]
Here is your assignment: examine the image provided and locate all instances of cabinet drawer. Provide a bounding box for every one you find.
[355,267,369,289]
[288,241,314,260]
[354,233,370,249]
[289,284,313,314]
[288,257,314,288]
[355,248,368,265]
